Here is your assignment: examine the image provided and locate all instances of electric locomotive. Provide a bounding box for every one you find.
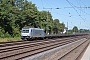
[21,27,44,40]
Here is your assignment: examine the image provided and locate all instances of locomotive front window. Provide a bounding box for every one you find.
[22,30,29,33]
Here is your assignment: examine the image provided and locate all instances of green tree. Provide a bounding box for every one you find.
[0,0,21,37]
[0,0,13,36]
[38,11,47,30]
[53,19,65,34]
[53,19,60,34]
[47,12,53,34]
[38,11,53,34]
[59,23,65,32]
[21,1,38,28]
[0,0,66,38]
[72,26,78,32]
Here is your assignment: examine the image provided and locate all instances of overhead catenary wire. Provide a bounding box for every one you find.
[65,0,90,29]
[64,1,90,29]
[40,0,83,29]
[65,0,88,14]
[65,0,90,16]
[41,0,72,17]
[40,0,72,18]
[38,0,89,29]
[42,0,52,9]
[43,0,84,19]
[41,0,44,8]
[76,0,86,22]
[78,0,90,16]
[79,0,87,8]
[66,0,86,22]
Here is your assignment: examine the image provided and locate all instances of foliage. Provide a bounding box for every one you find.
[66,30,72,34]
[72,26,78,32]
[79,29,90,33]
[0,37,21,42]
[53,19,65,34]
[0,0,65,38]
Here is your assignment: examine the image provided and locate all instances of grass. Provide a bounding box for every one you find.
[0,37,21,42]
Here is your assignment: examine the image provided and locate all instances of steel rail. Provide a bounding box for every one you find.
[0,38,79,60]
[57,39,88,60]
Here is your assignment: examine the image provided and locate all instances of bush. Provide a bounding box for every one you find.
[0,28,5,38]
[4,32,11,38]
[66,31,72,34]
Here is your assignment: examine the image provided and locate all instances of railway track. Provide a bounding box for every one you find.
[57,39,90,60]
[0,35,85,47]
[0,36,82,49]
[0,36,88,60]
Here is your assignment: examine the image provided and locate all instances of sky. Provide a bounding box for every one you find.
[28,0,90,30]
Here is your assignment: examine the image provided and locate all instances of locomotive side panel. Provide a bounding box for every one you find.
[31,29,44,38]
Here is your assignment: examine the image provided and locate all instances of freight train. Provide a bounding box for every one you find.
[21,27,88,40]
[21,27,45,40]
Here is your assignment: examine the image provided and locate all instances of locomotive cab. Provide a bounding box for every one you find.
[21,28,31,40]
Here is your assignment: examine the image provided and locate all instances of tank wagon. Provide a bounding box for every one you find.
[21,28,44,40]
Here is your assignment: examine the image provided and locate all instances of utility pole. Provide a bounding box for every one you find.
[46,11,49,35]
[67,22,68,34]
[43,8,60,35]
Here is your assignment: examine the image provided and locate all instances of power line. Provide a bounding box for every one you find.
[65,0,90,16]
[65,6,90,16]
[42,7,60,34]
[79,0,87,7]
[43,8,60,9]
[66,0,86,22]
[41,0,44,8]
[66,0,90,29]
[43,0,52,8]
[79,0,90,16]
[65,6,89,8]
